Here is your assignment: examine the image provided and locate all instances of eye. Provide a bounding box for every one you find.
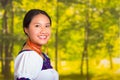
[35,24,41,27]
[45,24,50,28]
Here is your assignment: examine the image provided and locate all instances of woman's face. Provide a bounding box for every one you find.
[25,14,51,45]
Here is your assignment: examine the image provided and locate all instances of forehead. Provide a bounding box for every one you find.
[32,14,50,21]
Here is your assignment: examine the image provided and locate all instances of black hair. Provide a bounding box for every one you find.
[23,9,52,29]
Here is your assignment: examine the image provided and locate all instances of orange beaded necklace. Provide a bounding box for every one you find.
[26,39,42,54]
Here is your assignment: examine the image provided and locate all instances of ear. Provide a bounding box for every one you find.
[24,28,29,35]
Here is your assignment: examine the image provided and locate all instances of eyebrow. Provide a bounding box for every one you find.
[34,22,50,24]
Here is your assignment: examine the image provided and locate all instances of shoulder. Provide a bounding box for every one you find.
[15,50,43,66]
[15,50,44,70]
[14,50,43,79]
[16,50,42,61]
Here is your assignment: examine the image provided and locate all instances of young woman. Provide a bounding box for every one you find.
[14,9,59,80]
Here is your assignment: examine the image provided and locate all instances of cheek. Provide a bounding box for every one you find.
[48,30,51,36]
[47,28,51,33]
[28,29,37,37]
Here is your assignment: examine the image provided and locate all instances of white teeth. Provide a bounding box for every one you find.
[39,36,47,39]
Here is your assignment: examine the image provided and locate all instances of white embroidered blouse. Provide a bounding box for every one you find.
[14,50,59,80]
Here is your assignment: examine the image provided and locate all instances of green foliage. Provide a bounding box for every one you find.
[0,0,119,66]
[0,0,120,79]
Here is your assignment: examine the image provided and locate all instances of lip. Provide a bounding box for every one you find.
[38,35,47,39]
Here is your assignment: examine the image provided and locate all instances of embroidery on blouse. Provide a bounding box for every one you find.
[17,77,30,80]
[42,53,53,70]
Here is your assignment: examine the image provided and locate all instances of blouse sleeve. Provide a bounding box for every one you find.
[14,51,43,80]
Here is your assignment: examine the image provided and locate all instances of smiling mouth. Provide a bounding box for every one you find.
[38,35,47,39]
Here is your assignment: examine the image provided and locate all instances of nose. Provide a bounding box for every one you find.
[40,26,47,33]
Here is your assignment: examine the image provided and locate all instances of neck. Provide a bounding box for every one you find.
[26,39,42,54]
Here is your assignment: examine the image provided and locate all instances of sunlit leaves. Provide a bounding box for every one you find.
[0,0,119,60]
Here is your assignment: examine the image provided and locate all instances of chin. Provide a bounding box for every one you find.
[40,42,48,45]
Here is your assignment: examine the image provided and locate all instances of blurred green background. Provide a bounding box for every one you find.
[0,0,120,80]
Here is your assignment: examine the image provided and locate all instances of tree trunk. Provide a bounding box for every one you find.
[80,51,84,75]
[80,0,90,80]
[3,9,12,79]
[0,0,14,79]
[55,0,59,71]
[0,35,4,75]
